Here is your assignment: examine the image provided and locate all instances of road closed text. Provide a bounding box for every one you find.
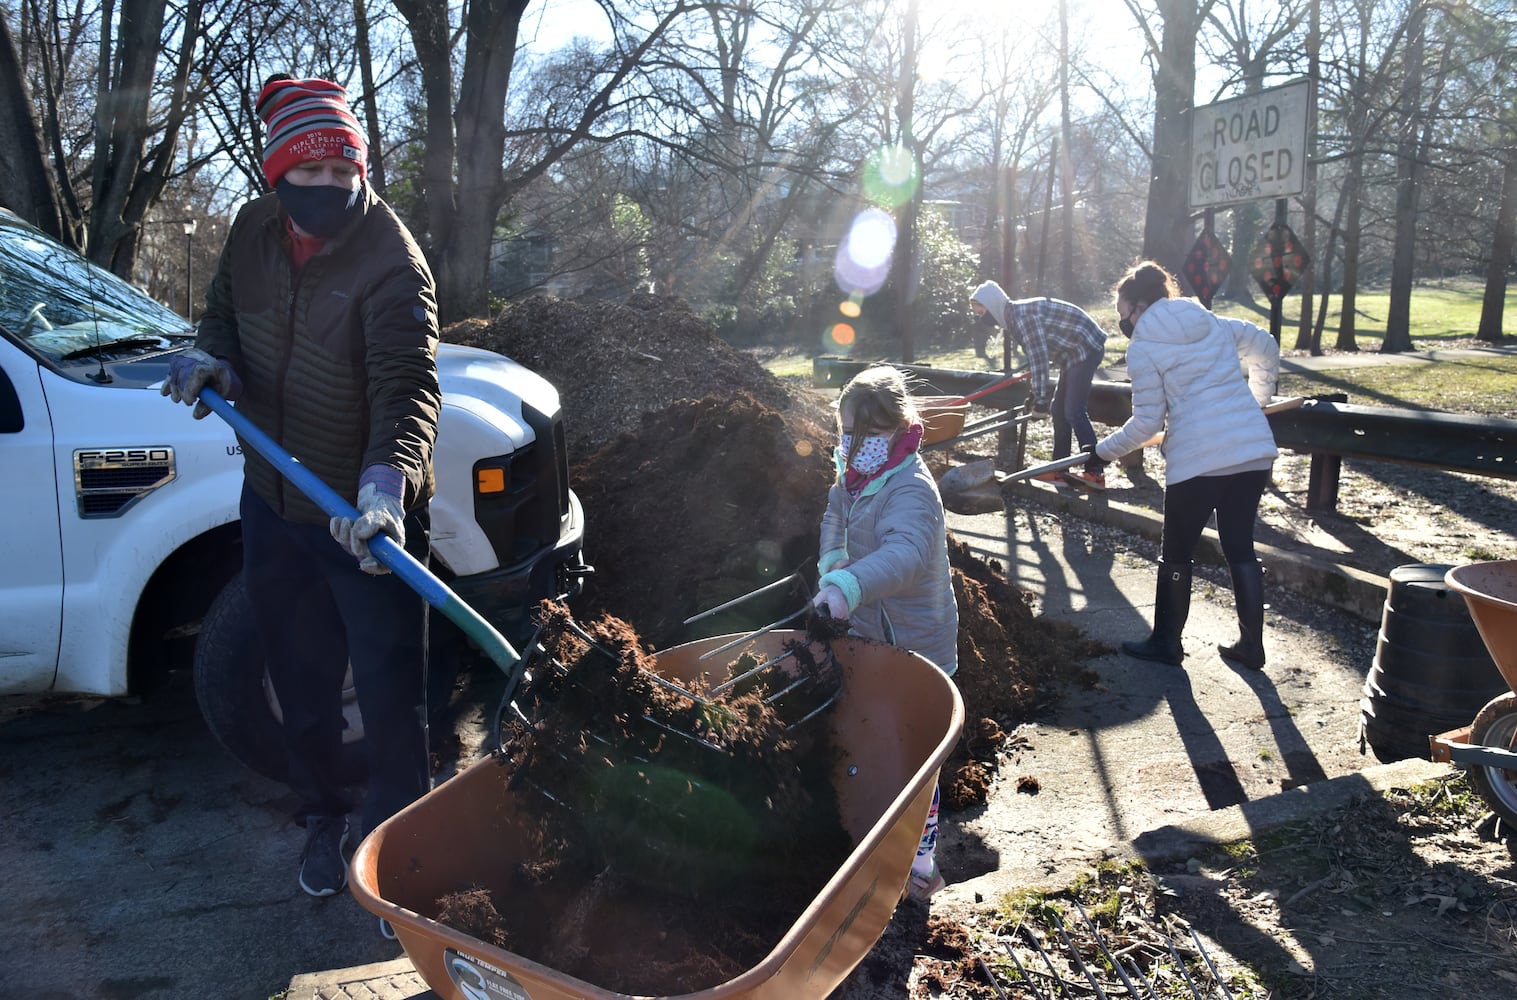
[1190,80,1310,209]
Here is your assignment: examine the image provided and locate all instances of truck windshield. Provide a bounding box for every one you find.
[0,213,193,365]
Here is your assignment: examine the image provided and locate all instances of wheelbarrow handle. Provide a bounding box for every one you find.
[997,451,1092,483]
[197,387,521,672]
[945,369,1031,406]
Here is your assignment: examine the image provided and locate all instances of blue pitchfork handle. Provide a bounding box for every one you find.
[197,386,521,673]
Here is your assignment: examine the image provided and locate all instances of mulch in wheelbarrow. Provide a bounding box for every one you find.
[436,601,854,994]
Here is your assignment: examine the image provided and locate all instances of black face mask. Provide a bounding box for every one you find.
[276,179,362,238]
[1119,316,1135,338]
[977,309,1000,329]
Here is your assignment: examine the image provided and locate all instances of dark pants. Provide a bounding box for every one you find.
[1051,347,1105,475]
[1160,469,1271,565]
[239,486,431,839]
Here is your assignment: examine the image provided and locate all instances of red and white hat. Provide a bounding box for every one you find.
[255,76,368,188]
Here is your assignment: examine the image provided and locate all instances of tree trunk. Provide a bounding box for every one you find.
[1226,200,1262,304]
[1336,166,1363,351]
[1314,149,1354,349]
[1383,1,1426,354]
[84,0,198,280]
[892,0,920,362]
[90,0,167,274]
[0,13,65,238]
[1058,0,1075,298]
[352,0,386,195]
[394,0,459,270]
[1293,0,1321,354]
[1142,0,1207,281]
[1477,150,1516,343]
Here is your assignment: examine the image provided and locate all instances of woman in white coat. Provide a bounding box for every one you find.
[1094,261,1280,669]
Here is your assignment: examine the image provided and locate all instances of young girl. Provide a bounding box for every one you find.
[814,365,959,901]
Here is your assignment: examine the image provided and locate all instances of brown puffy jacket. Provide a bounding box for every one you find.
[196,186,440,524]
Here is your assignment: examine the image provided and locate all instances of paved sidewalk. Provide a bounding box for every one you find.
[1278,342,1517,372]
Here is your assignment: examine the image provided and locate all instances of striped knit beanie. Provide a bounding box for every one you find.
[255,76,367,188]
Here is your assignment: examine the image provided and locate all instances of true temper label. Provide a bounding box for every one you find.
[443,948,533,1000]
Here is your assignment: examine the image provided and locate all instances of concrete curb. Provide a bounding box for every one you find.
[287,957,431,999]
[1004,480,1389,624]
[1128,757,1451,865]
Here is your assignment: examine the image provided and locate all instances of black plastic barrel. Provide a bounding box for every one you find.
[1360,564,1508,763]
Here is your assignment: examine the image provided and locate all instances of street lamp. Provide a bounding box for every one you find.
[181,218,198,319]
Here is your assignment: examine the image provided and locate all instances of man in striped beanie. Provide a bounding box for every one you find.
[255,75,369,237]
[165,72,439,937]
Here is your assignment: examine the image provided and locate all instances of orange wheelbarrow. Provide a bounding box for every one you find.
[1430,560,1517,827]
[349,631,963,1000]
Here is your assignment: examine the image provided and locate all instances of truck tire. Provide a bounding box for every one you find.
[193,575,367,784]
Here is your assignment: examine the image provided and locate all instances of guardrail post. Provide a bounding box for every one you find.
[1307,454,1342,512]
[1299,393,1349,512]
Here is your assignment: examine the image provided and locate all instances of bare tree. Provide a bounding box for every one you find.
[1479,151,1516,342]
[1382,0,1429,353]
[1127,0,1216,281]
[0,11,64,236]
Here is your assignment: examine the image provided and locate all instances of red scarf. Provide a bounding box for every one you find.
[845,423,924,495]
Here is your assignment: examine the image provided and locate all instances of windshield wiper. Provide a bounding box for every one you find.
[61,337,171,361]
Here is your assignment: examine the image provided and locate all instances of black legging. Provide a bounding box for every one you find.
[1160,469,1271,565]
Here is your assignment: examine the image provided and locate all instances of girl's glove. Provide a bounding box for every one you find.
[814,584,850,620]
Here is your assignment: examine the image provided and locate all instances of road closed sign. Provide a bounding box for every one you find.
[1190,79,1311,209]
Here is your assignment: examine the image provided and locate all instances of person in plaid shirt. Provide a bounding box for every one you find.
[970,281,1109,490]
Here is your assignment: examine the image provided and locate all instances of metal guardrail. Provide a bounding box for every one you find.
[813,356,1517,511]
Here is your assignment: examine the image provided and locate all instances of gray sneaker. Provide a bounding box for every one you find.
[298,815,349,897]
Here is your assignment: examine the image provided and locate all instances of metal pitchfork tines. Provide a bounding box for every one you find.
[679,572,846,729]
[495,573,845,791]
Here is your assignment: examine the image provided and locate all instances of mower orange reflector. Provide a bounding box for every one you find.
[476,468,506,494]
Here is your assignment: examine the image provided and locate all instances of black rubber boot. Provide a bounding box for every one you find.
[1122,562,1191,665]
[1218,560,1266,670]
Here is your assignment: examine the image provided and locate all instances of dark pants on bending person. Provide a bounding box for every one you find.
[1160,469,1271,565]
[1051,346,1105,475]
[239,485,431,839]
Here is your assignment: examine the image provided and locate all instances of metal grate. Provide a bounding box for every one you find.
[73,447,176,518]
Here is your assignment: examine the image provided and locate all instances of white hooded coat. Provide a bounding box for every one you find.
[1095,297,1279,486]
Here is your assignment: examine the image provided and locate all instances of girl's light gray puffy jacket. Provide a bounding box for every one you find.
[1095,297,1279,485]
[818,454,958,674]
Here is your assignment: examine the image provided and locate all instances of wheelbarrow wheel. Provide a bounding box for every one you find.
[1467,691,1517,829]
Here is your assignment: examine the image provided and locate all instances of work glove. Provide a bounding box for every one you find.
[161,348,241,419]
[330,465,406,575]
[1024,399,1050,422]
[814,584,850,621]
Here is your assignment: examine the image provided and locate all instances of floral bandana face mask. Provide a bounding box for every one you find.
[841,432,893,476]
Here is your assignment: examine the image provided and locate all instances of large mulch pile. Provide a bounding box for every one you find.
[438,294,1097,982]
[445,292,815,458]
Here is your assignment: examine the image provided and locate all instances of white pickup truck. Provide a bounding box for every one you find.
[0,207,589,779]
